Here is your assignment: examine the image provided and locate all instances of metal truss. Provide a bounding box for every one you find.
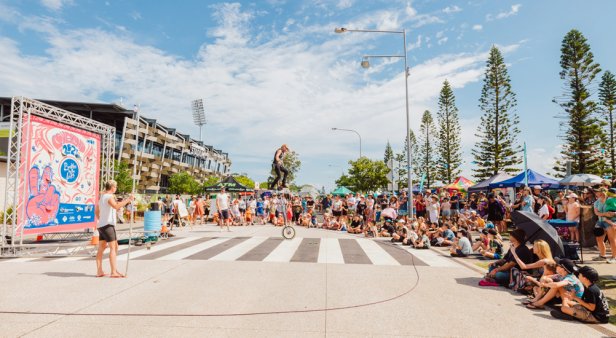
[1,97,115,257]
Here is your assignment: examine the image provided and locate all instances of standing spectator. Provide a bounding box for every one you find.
[426,195,440,225]
[216,187,231,231]
[536,195,550,220]
[95,180,134,278]
[414,194,427,219]
[520,187,534,212]
[592,187,616,263]
[322,194,332,213]
[564,193,580,243]
[554,191,567,220]
[532,185,543,213]
[487,193,506,233]
[441,198,451,220]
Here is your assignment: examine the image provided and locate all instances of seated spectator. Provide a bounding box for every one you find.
[551,266,610,324]
[472,229,489,253]
[392,219,408,243]
[434,223,455,247]
[509,239,555,292]
[524,261,562,305]
[479,229,503,259]
[450,229,472,257]
[379,219,395,237]
[403,223,419,246]
[347,214,364,234]
[484,229,533,287]
[527,258,584,309]
[381,205,397,222]
[414,228,431,249]
[364,220,378,238]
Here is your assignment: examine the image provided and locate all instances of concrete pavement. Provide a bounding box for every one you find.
[0,225,613,337]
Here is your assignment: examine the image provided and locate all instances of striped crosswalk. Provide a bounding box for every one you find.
[0,236,463,267]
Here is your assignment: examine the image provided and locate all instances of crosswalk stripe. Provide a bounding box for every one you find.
[355,238,400,266]
[403,247,459,267]
[209,237,269,261]
[338,239,371,264]
[157,237,231,260]
[1,257,39,263]
[317,238,344,264]
[117,237,195,261]
[262,237,303,262]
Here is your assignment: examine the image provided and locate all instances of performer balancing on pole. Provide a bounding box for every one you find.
[269,144,289,190]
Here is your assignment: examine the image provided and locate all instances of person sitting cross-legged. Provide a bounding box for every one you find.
[526,258,584,310]
[550,265,610,324]
[450,229,473,257]
[482,229,534,287]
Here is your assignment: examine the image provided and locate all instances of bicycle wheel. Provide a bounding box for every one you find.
[282,225,296,239]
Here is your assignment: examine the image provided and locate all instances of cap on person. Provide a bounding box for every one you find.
[397,219,406,223]
[565,192,578,199]
[555,257,578,275]
[533,185,542,190]
[577,265,599,283]
[487,229,498,236]
[593,187,608,194]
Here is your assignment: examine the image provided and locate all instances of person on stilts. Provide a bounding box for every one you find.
[269,144,289,190]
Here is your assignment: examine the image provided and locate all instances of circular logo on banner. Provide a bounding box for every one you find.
[60,158,79,183]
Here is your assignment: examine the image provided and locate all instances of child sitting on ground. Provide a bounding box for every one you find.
[414,228,431,249]
[479,229,504,259]
[450,229,473,257]
[551,265,610,323]
[347,215,363,234]
[364,220,378,238]
[524,261,562,305]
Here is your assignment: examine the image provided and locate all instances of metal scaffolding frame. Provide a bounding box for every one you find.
[1,97,115,257]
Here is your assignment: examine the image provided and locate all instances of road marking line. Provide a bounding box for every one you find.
[156,238,231,260]
[355,239,400,266]
[404,247,458,267]
[262,237,303,262]
[116,237,195,261]
[317,238,344,264]
[209,237,269,261]
[1,258,39,263]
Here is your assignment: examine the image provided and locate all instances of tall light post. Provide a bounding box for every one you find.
[331,127,362,158]
[335,27,413,216]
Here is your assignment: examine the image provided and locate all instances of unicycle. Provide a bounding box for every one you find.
[282,224,295,239]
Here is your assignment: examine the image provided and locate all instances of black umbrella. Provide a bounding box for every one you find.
[511,211,565,257]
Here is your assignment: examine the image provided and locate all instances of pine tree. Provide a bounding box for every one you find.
[472,46,521,181]
[384,141,394,164]
[599,70,616,176]
[417,110,437,188]
[436,80,463,184]
[554,29,603,176]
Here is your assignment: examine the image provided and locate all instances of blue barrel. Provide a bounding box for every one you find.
[144,211,162,237]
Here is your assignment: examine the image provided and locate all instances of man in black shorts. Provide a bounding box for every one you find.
[269,144,289,190]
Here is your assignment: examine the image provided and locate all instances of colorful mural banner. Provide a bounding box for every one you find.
[18,114,101,234]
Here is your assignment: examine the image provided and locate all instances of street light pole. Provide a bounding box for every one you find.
[331,127,362,158]
[334,27,413,217]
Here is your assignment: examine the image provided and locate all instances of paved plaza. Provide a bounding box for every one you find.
[1,225,613,337]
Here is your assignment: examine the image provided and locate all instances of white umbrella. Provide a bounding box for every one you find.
[559,174,603,187]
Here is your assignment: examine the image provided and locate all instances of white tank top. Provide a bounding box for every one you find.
[98,193,117,228]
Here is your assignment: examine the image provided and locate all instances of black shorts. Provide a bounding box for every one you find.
[221,209,230,220]
[332,210,342,217]
[98,224,117,242]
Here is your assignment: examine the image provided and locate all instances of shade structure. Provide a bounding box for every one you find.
[299,185,319,198]
[204,176,253,192]
[488,169,561,189]
[511,211,565,257]
[331,186,354,196]
[444,176,475,192]
[468,172,513,193]
[559,173,603,187]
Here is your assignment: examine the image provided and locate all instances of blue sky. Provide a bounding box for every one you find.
[1,0,615,190]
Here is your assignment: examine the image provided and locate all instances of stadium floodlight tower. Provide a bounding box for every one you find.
[192,99,206,141]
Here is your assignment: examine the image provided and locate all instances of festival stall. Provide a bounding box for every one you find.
[444,176,475,193]
[331,186,354,196]
[468,172,513,193]
[488,169,562,189]
[204,176,253,193]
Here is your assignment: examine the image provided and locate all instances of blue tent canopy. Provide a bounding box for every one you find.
[468,172,513,193]
[488,169,562,189]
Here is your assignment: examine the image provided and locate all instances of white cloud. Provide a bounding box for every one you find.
[131,11,142,21]
[0,3,522,186]
[438,36,448,45]
[40,0,72,11]
[337,0,353,10]
[442,5,462,14]
[472,24,482,31]
[487,4,522,21]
